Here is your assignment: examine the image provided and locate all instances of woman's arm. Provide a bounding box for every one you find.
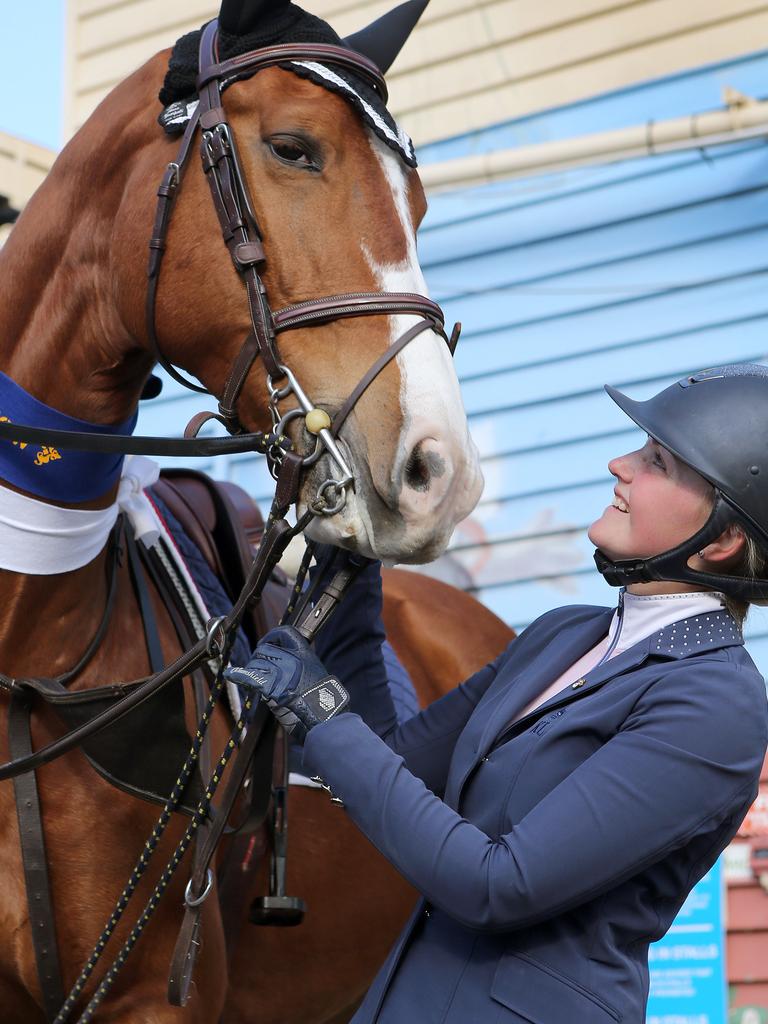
[302,659,767,931]
[311,554,511,794]
[313,555,399,736]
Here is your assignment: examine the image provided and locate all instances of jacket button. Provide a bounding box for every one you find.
[571,678,587,689]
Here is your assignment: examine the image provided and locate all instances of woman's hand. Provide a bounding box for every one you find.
[226,625,349,741]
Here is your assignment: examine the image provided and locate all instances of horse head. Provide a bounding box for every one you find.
[6,0,484,564]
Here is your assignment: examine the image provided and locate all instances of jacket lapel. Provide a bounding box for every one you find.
[445,612,609,810]
[450,607,743,811]
[476,610,613,758]
[484,607,743,753]
[510,641,651,727]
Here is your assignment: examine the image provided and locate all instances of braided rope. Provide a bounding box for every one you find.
[279,539,316,626]
[52,669,228,1022]
[73,693,254,1023]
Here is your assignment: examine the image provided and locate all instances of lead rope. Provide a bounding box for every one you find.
[52,658,230,1024]
[72,694,254,1023]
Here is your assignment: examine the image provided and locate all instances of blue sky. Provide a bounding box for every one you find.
[0,0,66,149]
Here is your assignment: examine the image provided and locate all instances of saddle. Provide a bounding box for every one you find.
[151,467,291,648]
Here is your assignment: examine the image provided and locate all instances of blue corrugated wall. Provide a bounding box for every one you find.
[138,48,768,675]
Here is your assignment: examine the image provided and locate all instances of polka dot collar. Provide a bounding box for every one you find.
[651,609,742,657]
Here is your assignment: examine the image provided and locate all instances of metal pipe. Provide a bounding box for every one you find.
[420,97,768,192]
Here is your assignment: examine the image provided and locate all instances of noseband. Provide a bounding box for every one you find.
[147,20,459,517]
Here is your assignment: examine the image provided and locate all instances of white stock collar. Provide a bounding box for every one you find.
[0,455,161,574]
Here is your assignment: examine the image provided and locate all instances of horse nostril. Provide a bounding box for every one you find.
[403,442,446,493]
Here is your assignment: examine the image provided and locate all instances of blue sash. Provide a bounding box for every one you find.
[0,371,137,501]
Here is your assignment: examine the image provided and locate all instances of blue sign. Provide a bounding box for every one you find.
[647,859,727,1024]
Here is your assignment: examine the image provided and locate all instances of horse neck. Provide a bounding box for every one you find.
[0,557,114,680]
[0,64,167,678]
[0,63,163,428]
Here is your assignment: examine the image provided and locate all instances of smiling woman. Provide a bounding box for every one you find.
[232,362,768,1024]
[589,438,717,579]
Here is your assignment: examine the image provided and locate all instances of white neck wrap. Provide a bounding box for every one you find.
[0,455,161,575]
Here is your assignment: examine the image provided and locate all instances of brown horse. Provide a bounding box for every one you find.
[0,0,489,1020]
[222,569,513,1024]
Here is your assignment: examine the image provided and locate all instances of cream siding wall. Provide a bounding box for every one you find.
[66,0,768,148]
[0,133,57,247]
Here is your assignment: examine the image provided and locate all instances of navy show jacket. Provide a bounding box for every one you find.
[305,583,768,1024]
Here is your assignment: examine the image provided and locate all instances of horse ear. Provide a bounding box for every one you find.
[218,0,290,35]
[344,0,429,73]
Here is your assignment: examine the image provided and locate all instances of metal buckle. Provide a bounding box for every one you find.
[205,616,227,658]
[184,868,214,908]
[214,123,232,153]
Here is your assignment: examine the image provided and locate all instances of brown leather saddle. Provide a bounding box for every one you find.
[152,467,291,648]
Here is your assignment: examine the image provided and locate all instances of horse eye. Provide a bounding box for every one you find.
[269,139,315,168]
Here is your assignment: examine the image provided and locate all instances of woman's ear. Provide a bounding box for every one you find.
[698,524,746,565]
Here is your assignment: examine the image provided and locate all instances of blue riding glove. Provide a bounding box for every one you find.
[225,625,350,742]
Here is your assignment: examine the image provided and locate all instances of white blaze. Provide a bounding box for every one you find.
[364,136,481,526]
[304,133,483,562]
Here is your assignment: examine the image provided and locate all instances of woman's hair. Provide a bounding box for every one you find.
[723,530,768,626]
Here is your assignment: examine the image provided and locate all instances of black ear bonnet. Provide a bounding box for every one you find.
[158,2,417,167]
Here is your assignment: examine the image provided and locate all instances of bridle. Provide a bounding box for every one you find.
[147,20,459,518]
[0,21,459,516]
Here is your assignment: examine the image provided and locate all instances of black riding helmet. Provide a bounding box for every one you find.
[594,363,768,601]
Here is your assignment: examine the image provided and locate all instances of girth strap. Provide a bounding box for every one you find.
[125,524,165,674]
[9,693,66,1022]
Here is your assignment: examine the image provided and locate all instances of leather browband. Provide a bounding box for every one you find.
[195,42,388,102]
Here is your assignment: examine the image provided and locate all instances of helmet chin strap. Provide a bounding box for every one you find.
[593,494,768,601]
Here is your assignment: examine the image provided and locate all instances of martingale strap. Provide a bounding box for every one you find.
[9,692,66,1022]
